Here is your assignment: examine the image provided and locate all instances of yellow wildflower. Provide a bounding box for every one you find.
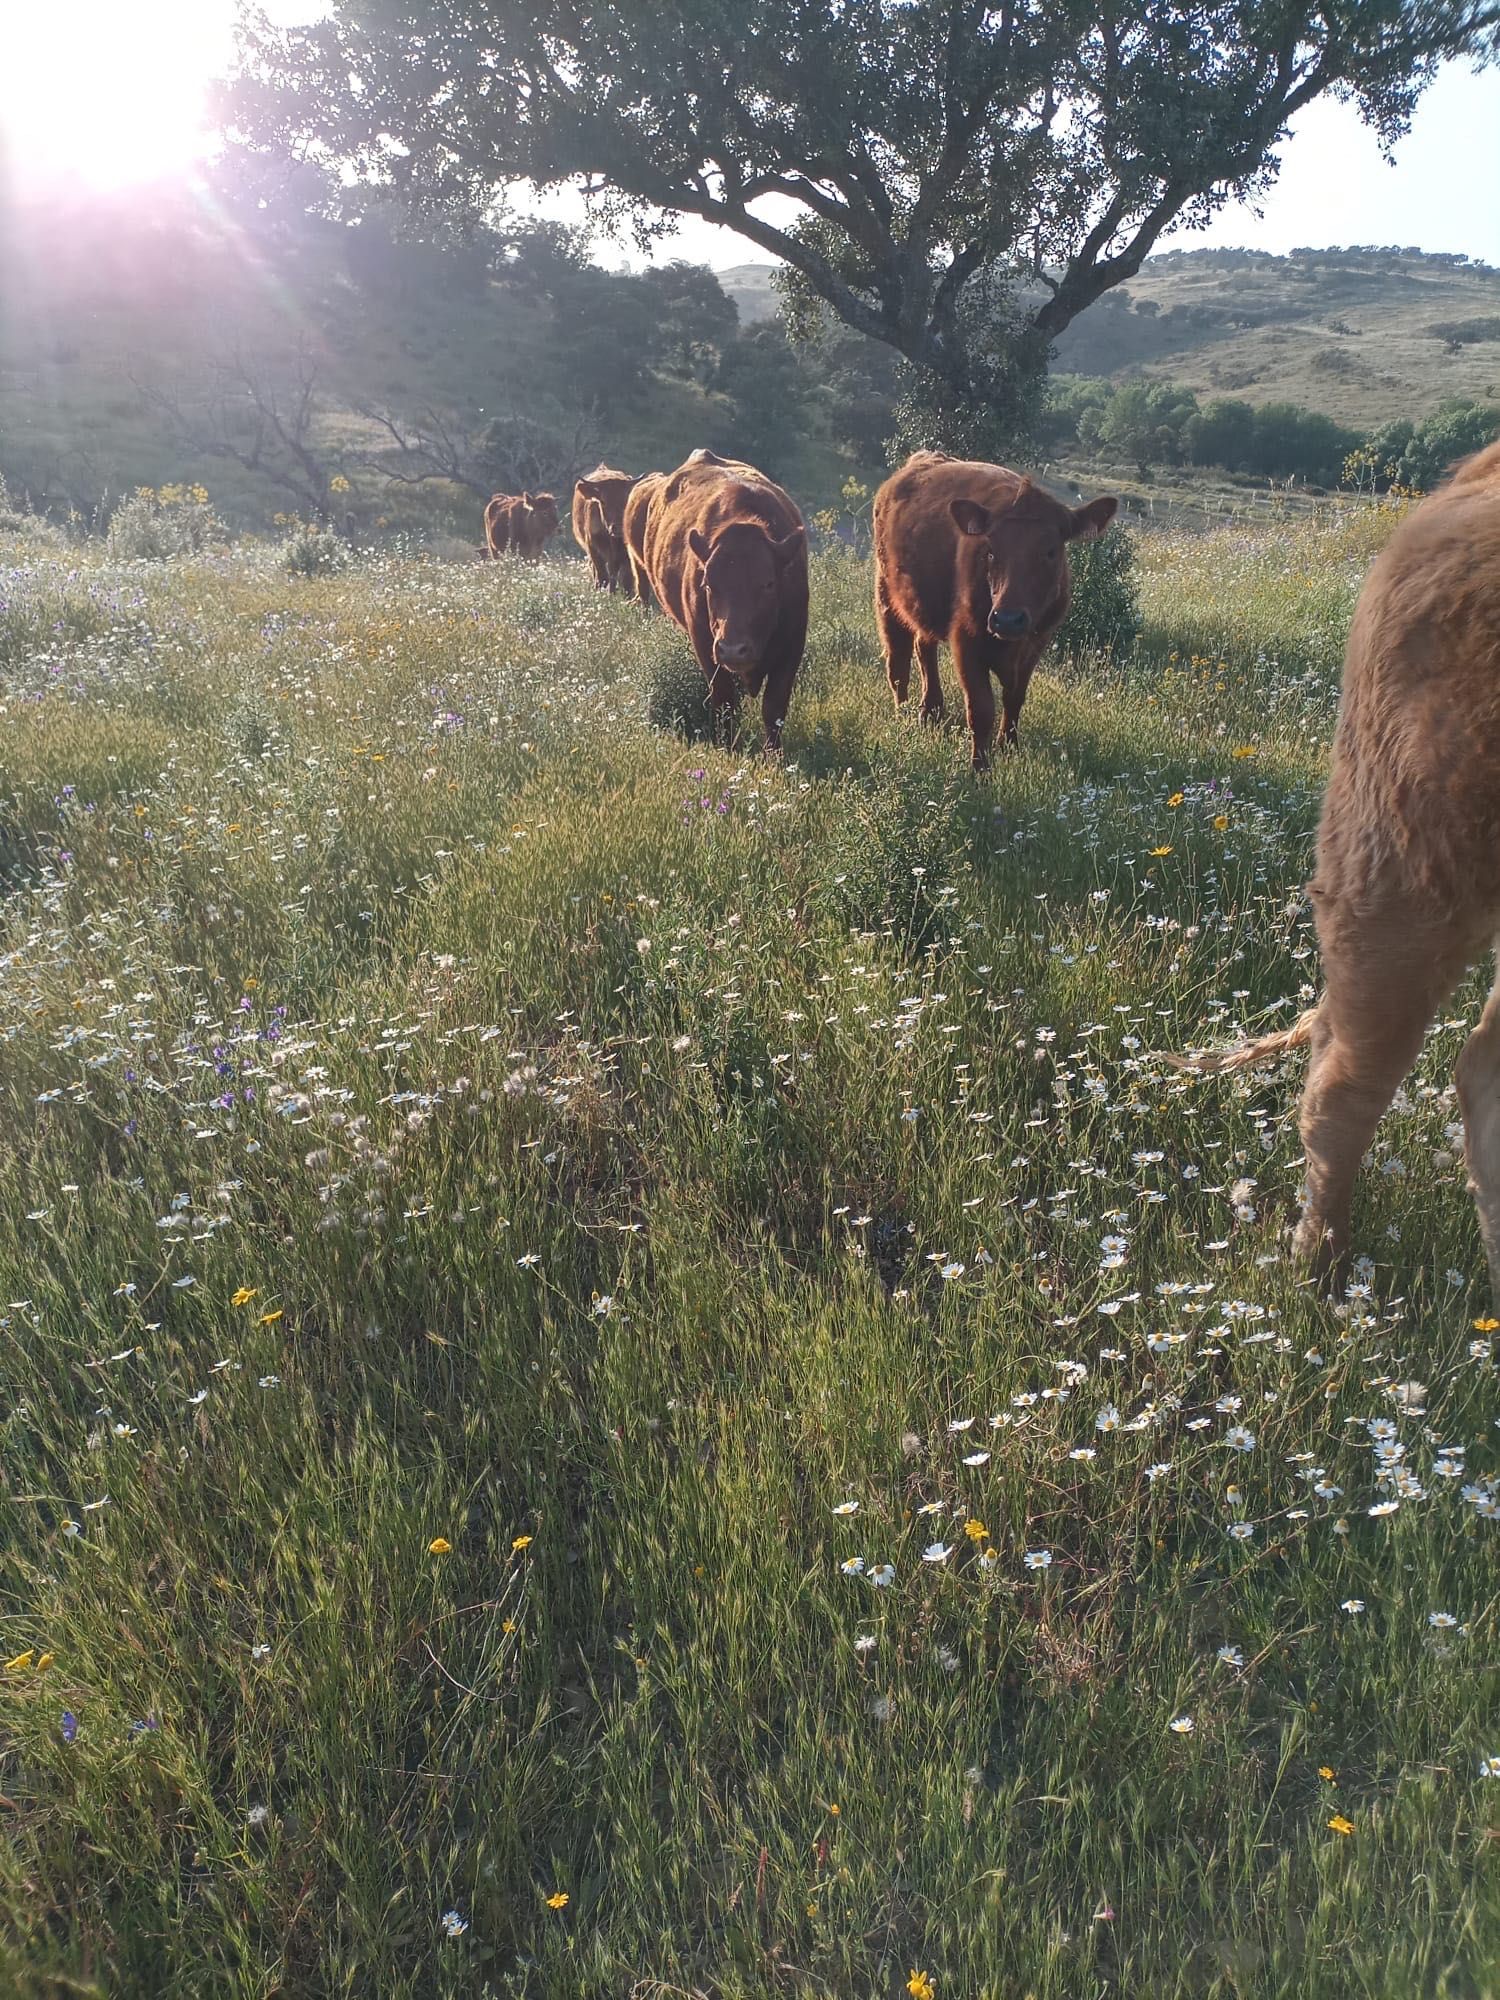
[907,1973,936,2000]
[546,1891,569,1910]
[232,1287,258,1307]
[1327,1814,1355,1836]
[1167,792,1184,807]
[511,1534,533,1552]
[4,1652,34,1672]
[1149,845,1174,858]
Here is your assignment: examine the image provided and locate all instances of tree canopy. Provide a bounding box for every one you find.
[228,1,1500,447]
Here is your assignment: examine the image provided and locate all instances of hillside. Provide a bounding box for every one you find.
[0,190,854,530]
[719,247,1500,427]
[4,188,1497,532]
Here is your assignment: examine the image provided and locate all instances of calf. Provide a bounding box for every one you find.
[572,465,639,590]
[637,449,807,749]
[484,491,561,561]
[873,451,1118,767]
[1168,441,1500,1296]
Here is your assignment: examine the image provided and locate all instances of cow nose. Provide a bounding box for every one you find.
[714,640,756,668]
[988,607,1030,639]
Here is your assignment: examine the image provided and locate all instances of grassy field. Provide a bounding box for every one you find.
[1,500,1498,1999]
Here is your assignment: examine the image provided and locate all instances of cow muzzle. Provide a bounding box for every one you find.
[988,607,1031,639]
[713,640,759,672]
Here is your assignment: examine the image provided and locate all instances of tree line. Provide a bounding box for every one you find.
[1038,378,1500,491]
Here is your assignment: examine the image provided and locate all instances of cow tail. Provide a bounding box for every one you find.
[1160,1000,1322,1076]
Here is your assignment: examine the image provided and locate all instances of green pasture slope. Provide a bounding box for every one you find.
[0,505,1496,1998]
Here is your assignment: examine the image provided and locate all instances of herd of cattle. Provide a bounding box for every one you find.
[484,448,1118,765]
[484,439,1500,1302]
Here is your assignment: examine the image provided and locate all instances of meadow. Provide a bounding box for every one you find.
[0,500,1496,1999]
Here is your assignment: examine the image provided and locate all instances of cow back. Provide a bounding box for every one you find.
[644,455,807,643]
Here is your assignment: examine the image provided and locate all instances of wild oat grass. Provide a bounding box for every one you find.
[0,509,1495,2000]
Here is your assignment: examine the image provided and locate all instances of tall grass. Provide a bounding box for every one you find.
[0,509,1496,1999]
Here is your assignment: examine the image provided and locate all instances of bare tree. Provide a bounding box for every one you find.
[133,336,343,521]
[350,396,601,503]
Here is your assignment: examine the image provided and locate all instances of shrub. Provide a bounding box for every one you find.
[280,523,351,576]
[821,761,971,945]
[106,486,221,560]
[0,475,67,549]
[644,645,716,742]
[1057,523,1141,659]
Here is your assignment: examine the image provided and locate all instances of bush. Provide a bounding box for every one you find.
[0,475,68,549]
[821,762,971,945]
[1057,523,1141,659]
[280,524,351,576]
[644,645,716,742]
[106,486,221,560]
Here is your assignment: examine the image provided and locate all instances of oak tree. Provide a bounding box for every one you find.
[229,1,1500,447]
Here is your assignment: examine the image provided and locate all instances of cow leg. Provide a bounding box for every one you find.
[1457,964,1500,1302]
[999,643,1043,747]
[1293,910,1466,1283]
[761,665,795,754]
[878,591,915,708]
[951,634,998,771]
[916,639,945,725]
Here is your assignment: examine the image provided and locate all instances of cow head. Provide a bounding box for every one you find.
[524,491,561,537]
[687,520,805,676]
[949,489,1119,641]
[576,470,638,537]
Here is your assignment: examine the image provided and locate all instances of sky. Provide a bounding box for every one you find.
[0,2,1496,269]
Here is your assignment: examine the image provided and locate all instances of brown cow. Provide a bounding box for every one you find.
[873,452,1119,767]
[623,470,669,607]
[483,491,561,562]
[572,465,639,591]
[1168,440,1500,1296]
[636,449,808,749]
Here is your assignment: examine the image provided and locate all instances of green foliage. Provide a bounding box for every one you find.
[1057,523,1142,659]
[104,485,221,560]
[231,0,1500,439]
[0,473,68,550]
[643,643,716,742]
[1095,382,1199,475]
[1426,316,1500,344]
[1396,399,1500,490]
[280,523,352,575]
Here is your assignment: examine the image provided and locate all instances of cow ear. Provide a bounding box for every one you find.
[949,499,992,538]
[1068,495,1119,541]
[576,479,601,502]
[688,528,712,563]
[771,526,805,567]
[522,491,535,508]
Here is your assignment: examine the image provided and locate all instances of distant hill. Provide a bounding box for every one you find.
[715,263,782,324]
[720,246,1500,427]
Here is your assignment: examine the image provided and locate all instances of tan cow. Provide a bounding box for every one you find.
[572,465,639,591]
[484,491,561,561]
[873,452,1119,767]
[1168,440,1500,1294]
[634,449,808,749]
